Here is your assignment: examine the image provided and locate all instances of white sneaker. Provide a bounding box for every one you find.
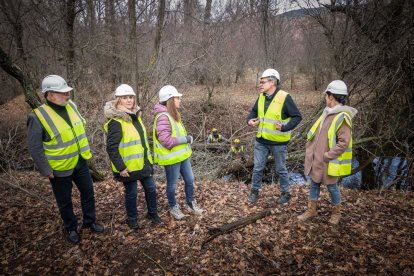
[186,200,204,215]
[170,205,185,220]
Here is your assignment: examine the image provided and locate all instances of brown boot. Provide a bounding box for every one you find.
[329,204,341,225]
[297,200,318,222]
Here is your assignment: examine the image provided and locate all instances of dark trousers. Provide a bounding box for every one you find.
[50,158,96,231]
[123,176,158,220]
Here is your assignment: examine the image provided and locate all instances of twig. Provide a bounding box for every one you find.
[0,177,53,204]
[143,252,167,275]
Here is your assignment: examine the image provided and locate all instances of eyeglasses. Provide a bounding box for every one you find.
[259,80,272,85]
[52,91,70,96]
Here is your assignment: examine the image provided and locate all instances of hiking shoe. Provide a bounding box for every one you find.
[186,200,204,215]
[66,230,80,244]
[170,205,185,220]
[146,213,163,225]
[127,218,140,229]
[277,192,291,204]
[248,189,259,204]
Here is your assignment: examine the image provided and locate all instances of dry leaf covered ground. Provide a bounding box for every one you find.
[1,80,412,274]
[1,170,413,275]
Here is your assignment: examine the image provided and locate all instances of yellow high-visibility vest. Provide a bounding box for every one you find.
[33,100,92,171]
[231,145,244,154]
[208,134,222,143]
[104,116,153,172]
[307,112,353,176]
[153,112,192,166]
[257,90,291,142]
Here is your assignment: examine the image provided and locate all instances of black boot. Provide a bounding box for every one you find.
[66,230,80,244]
[146,213,163,225]
[248,189,260,204]
[277,192,291,204]
[82,222,104,233]
[127,218,140,229]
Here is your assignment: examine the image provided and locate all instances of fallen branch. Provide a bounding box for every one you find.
[143,252,167,276]
[202,209,273,248]
[0,177,53,204]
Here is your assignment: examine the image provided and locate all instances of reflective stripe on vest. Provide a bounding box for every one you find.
[104,116,153,173]
[152,112,192,166]
[307,112,353,176]
[257,90,291,142]
[209,134,222,143]
[231,146,244,154]
[33,100,92,171]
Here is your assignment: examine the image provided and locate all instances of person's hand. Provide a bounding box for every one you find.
[248,118,259,127]
[275,121,282,130]
[47,173,54,179]
[186,135,194,144]
[120,169,130,177]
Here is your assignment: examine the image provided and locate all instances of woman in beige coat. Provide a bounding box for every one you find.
[298,80,357,225]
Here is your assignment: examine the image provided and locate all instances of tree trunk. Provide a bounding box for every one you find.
[128,0,139,103]
[260,0,269,65]
[0,47,40,109]
[153,0,165,60]
[106,0,118,90]
[65,0,76,89]
[0,0,28,66]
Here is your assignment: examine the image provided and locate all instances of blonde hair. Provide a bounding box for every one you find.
[114,96,136,110]
[166,97,181,122]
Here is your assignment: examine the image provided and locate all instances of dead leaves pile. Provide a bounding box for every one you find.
[1,171,413,275]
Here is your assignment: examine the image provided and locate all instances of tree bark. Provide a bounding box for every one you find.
[106,0,118,90]
[0,0,27,65]
[65,0,76,88]
[153,0,165,60]
[0,47,40,109]
[260,0,269,65]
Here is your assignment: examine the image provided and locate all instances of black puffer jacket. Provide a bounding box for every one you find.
[104,100,153,182]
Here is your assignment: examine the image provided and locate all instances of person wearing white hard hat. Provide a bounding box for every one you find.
[152,85,204,220]
[298,80,357,225]
[104,84,162,229]
[27,75,104,244]
[247,69,302,204]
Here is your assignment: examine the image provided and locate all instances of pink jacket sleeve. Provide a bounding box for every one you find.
[156,114,186,150]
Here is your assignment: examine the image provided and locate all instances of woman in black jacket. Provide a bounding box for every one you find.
[104,84,161,229]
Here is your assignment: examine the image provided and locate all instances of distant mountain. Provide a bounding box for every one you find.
[280,7,325,18]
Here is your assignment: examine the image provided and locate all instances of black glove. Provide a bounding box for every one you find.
[186,135,193,144]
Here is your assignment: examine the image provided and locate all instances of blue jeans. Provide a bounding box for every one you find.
[123,176,158,220]
[251,141,290,193]
[164,158,194,208]
[309,179,341,205]
[50,158,96,231]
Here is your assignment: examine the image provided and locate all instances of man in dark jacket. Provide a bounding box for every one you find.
[27,75,104,244]
[247,69,302,204]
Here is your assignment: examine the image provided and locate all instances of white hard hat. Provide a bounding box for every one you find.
[115,84,136,97]
[159,85,182,102]
[325,80,348,96]
[41,75,73,93]
[261,68,280,82]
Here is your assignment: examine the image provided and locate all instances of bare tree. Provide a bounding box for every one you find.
[0,0,28,66]
[0,46,39,108]
[65,0,77,86]
[297,0,414,189]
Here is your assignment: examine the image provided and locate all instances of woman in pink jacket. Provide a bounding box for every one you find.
[298,80,357,225]
[153,85,204,220]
